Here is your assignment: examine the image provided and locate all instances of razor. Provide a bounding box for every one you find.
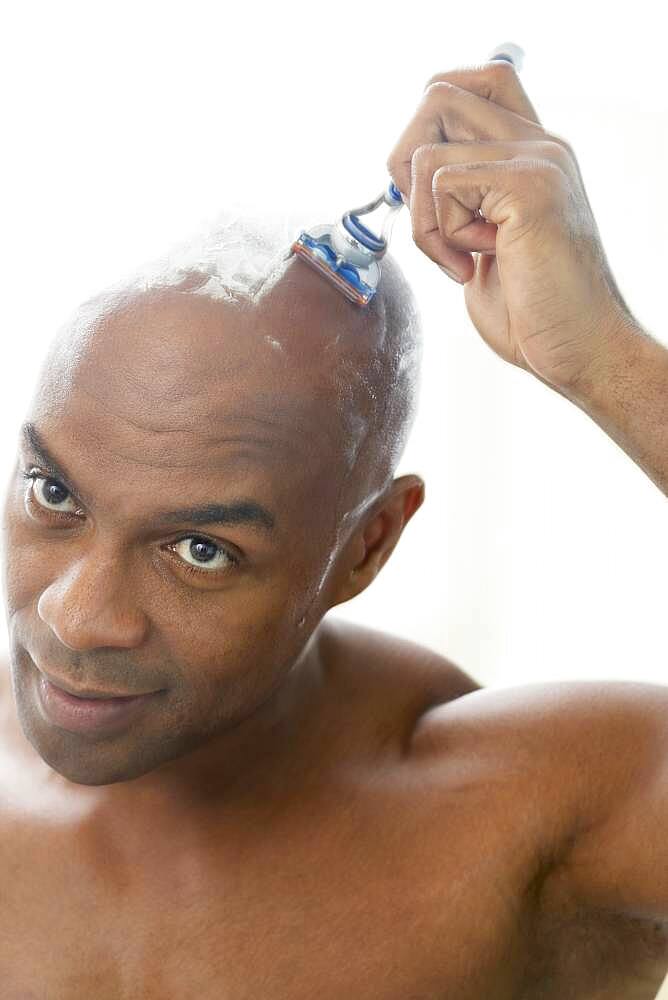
[290,42,525,307]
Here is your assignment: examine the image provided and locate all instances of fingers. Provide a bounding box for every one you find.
[386,63,579,284]
[387,61,547,201]
[411,155,570,282]
[424,61,541,122]
[409,139,574,277]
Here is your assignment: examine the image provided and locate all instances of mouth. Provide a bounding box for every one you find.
[35,670,163,736]
[38,667,160,701]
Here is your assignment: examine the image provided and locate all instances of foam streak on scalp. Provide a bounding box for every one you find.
[136,203,421,629]
[122,203,309,306]
[36,201,424,636]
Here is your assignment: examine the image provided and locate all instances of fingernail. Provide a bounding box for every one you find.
[439,264,464,284]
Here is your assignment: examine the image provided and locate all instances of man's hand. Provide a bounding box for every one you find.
[386,61,639,394]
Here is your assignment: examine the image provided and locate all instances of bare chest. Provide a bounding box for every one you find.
[2,782,666,1000]
[0,791,522,999]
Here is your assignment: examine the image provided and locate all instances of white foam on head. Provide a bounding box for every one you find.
[52,201,423,632]
[120,198,338,308]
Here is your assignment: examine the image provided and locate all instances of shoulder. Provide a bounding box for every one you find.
[409,678,668,810]
[319,614,482,706]
[409,678,668,913]
[313,616,483,761]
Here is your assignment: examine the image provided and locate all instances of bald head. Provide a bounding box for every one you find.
[1,211,426,787]
[31,213,423,533]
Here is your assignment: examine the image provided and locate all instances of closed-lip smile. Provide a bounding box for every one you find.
[39,667,157,701]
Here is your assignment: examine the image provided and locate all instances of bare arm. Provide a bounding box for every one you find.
[562,318,668,497]
[388,62,668,500]
[547,682,668,922]
[419,681,668,921]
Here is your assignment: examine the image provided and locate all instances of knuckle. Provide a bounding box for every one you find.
[540,137,574,168]
[431,164,450,190]
[544,131,576,163]
[528,159,565,205]
[423,71,447,90]
[423,80,454,101]
[411,142,431,164]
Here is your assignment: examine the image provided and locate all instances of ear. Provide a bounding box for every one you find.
[328,474,425,608]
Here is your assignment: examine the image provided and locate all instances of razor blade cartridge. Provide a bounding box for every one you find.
[291,228,380,306]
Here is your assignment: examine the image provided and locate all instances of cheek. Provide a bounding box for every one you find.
[147,571,306,685]
[0,481,319,663]
[1,504,51,620]
[159,608,304,722]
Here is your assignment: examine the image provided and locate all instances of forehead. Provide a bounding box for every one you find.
[36,256,385,433]
[24,261,385,514]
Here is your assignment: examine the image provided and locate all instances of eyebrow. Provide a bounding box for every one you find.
[20,422,276,533]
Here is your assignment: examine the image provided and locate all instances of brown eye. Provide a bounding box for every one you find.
[25,473,79,514]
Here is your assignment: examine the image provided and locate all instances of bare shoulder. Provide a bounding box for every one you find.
[320,614,482,704]
[410,678,668,907]
[410,679,668,803]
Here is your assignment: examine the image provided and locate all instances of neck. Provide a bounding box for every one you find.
[14,623,328,840]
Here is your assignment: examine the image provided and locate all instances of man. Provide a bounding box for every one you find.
[0,61,666,999]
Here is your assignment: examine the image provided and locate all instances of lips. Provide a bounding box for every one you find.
[37,674,161,736]
[38,667,156,701]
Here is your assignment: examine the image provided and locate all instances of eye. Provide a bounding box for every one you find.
[21,469,240,579]
[167,536,239,575]
[22,470,80,515]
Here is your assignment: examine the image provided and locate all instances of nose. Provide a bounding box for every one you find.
[37,547,150,651]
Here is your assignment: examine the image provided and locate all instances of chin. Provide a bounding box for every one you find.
[14,698,165,787]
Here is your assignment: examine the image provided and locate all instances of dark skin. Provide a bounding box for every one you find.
[1,62,668,999]
[1,257,428,805]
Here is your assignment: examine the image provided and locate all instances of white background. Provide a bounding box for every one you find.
[1,3,667,995]
[0,1,665,694]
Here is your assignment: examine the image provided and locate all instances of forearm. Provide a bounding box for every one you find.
[561,319,668,497]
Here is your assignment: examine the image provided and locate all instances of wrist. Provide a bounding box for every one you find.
[560,314,649,412]
[557,314,668,496]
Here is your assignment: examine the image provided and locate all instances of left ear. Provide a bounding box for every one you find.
[328,474,425,608]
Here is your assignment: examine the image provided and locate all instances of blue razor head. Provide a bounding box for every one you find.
[293,232,376,304]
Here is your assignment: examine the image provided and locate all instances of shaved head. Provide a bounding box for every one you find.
[1,209,425,788]
[29,211,423,601]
